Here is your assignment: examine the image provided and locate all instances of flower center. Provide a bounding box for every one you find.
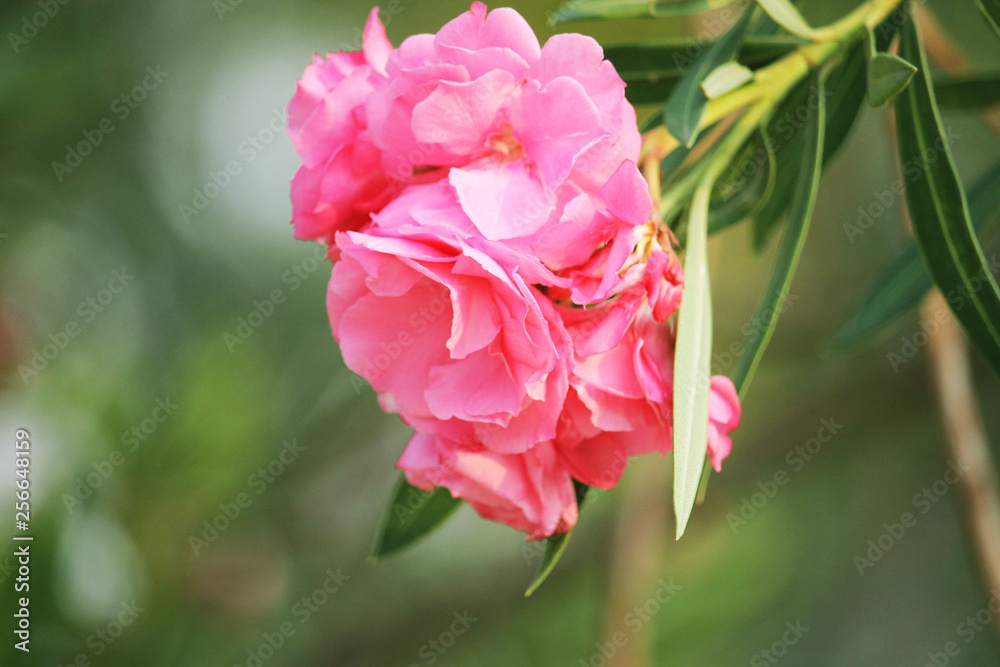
[487,123,523,162]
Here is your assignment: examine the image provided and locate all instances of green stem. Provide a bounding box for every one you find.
[697,0,906,132]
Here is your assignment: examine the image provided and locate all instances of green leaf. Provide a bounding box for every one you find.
[831,160,1000,349]
[661,143,692,183]
[672,184,714,539]
[524,531,573,596]
[933,73,1000,110]
[751,0,803,35]
[867,52,917,108]
[708,130,776,235]
[639,110,666,133]
[607,37,801,81]
[750,22,897,248]
[663,10,752,146]
[551,0,741,24]
[732,72,826,397]
[747,75,816,251]
[754,0,816,39]
[610,36,800,106]
[524,482,588,596]
[697,9,903,500]
[895,17,1000,378]
[371,476,462,561]
[702,62,755,98]
[980,0,1000,41]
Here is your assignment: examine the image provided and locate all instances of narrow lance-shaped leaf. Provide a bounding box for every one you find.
[673,183,714,539]
[831,159,1000,350]
[933,73,1000,110]
[371,476,462,561]
[551,0,741,24]
[660,143,692,184]
[699,73,826,501]
[895,17,1000,378]
[980,0,1000,41]
[751,0,804,36]
[524,482,589,596]
[707,129,776,236]
[749,19,899,249]
[608,37,801,106]
[746,79,817,251]
[754,0,816,40]
[732,72,826,397]
[663,9,753,147]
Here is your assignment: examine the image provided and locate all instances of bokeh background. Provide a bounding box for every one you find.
[2,0,1000,665]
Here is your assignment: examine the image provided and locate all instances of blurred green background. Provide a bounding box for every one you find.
[2,0,1000,665]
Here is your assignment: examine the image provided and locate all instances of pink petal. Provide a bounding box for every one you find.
[599,160,652,226]
[362,7,392,76]
[707,375,741,471]
[434,3,541,78]
[514,77,604,189]
[448,162,555,240]
[411,70,516,154]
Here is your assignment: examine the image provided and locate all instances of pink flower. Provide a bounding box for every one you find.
[288,2,650,292]
[287,8,395,241]
[398,433,576,539]
[326,187,572,456]
[557,303,741,488]
[291,3,743,540]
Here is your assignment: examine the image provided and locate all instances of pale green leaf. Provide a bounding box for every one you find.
[673,184,714,539]
[754,0,816,39]
[702,62,755,98]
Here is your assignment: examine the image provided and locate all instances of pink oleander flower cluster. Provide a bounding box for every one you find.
[288,2,741,539]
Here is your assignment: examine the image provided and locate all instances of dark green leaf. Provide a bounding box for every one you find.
[980,0,1000,41]
[673,184,714,539]
[747,78,815,251]
[524,482,589,596]
[663,10,752,146]
[524,530,573,595]
[551,0,741,24]
[732,72,825,398]
[611,36,800,105]
[824,14,900,160]
[867,52,917,108]
[895,17,1000,378]
[708,130,775,235]
[371,476,462,561]
[661,143,692,183]
[831,160,1000,349]
[933,73,1000,110]
[639,110,666,132]
[750,18,899,248]
[608,36,801,81]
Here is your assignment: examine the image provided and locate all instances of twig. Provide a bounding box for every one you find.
[922,292,1000,630]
